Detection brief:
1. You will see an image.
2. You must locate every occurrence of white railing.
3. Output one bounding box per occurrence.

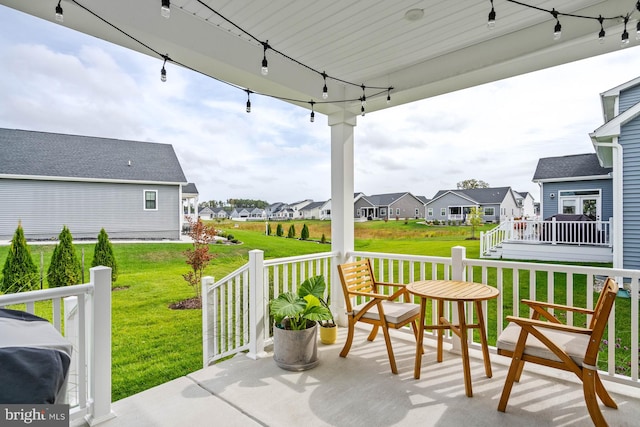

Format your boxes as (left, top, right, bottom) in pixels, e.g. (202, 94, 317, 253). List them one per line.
(0, 267, 114, 426)
(481, 218, 612, 255)
(203, 247, 639, 389)
(202, 250, 338, 366)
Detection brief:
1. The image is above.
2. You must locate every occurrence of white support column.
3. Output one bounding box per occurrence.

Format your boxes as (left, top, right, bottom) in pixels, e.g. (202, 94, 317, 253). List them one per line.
(329, 110, 357, 326)
(86, 266, 115, 426)
(247, 249, 267, 359)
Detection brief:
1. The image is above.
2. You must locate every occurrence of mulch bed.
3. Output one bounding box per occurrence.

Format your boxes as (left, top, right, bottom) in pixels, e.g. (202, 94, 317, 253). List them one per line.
(168, 296, 201, 310)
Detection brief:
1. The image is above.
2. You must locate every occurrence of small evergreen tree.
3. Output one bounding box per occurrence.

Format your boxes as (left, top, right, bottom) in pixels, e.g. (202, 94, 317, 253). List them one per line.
(320, 233, 327, 244)
(1, 222, 39, 293)
(47, 226, 82, 288)
(300, 224, 309, 240)
(267, 223, 272, 236)
(91, 228, 118, 283)
(276, 224, 284, 237)
(287, 224, 296, 238)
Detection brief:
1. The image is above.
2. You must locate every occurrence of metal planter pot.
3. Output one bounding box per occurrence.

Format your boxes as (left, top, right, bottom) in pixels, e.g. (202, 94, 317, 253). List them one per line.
(273, 321, 319, 371)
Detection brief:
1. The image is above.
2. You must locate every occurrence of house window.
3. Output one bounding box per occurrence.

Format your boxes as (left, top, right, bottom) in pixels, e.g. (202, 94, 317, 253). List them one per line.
(396, 208, 400, 215)
(440, 208, 446, 216)
(144, 190, 157, 210)
(380, 208, 386, 216)
(428, 208, 433, 217)
(357, 208, 361, 217)
(415, 208, 420, 216)
(484, 207, 495, 216)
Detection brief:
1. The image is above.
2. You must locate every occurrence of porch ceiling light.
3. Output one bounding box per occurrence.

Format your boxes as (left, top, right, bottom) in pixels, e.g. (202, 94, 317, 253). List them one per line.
(55, 1, 63, 23)
(487, 0, 496, 29)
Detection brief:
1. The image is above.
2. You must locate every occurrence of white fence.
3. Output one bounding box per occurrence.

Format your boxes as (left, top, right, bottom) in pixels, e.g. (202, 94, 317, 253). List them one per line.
(202, 247, 639, 389)
(0, 267, 113, 425)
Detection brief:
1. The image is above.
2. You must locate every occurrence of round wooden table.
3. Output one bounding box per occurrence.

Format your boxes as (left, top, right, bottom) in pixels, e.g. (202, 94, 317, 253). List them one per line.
(407, 280, 500, 397)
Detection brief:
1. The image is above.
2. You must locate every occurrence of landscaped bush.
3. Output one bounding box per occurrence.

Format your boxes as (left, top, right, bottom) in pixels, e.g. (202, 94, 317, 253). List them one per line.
(0, 222, 39, 293)
(47, 226, 82, 288)
(276, 224, 284, 237)
(92, 228, 118, 283)
(267, 224, 272, 236)
(287, 224, 296, 238)
(301, 224, 309, 240)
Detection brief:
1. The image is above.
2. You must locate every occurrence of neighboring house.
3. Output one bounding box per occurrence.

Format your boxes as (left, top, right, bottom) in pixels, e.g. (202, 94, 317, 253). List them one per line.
(0, 128, 188, 240)
(288, 200, 313, 219)
(426, 187, 521, 223)
(229, 208, 251, 219)
(590, 75, 640, 270)
(354, 192, 425, 220)
(532, 153, 612, 222)
(249, 207, 266, 219)
(182, 183, 199, 224)
(213, 208, 229, 219)
(515, 191, 536, 218)
(300, 201, 326, 220)
(266, 202, 286, 219)
(198, 206, 216, 220)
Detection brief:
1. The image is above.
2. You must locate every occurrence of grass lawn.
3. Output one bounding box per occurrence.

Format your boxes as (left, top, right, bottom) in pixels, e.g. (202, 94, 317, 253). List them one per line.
(0, 219, 632, 400)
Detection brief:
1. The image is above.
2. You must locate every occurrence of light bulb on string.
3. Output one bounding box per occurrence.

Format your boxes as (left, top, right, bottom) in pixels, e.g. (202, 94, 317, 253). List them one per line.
(487, 0, 496, 29)
(636, 21, 640, 41)
(310, 101, 315, 123)
(55, 1, 63, 22)
(360, 85, 366, 107)
(161, 0, 171, 19)
(551, 10, 561, 40)
(321, 72, 328, 99)
(386, 88, 391, 105)
(598, 16, 605, 44)
(621, 16, 630, 47)
(160, 55, 168, 82)
(246, 90, 252, 113)
(261, 41, 269, 76)
(361, 103, 365, 117)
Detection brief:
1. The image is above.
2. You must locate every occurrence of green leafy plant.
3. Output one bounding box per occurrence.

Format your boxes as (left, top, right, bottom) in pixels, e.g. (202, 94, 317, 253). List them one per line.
(182, 218, 217, 298)
(1, 222, 39, 293)
(92, 228, 118, 283)
(270, 275, 332, 330)
(47, 225, 82, 288)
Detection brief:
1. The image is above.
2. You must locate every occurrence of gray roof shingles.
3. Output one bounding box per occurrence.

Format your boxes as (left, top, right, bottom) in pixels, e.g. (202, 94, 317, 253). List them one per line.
(0, 128, 187, 183)
(431, 187, 512, 204)
(533, 153, 611, 181)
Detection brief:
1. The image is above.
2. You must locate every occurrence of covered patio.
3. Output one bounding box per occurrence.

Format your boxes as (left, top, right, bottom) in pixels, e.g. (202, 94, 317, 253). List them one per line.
(86, 326, 640, 427)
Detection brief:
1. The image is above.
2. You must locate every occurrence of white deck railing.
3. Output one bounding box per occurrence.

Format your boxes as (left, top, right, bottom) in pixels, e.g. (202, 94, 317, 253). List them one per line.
(203, 248, 639, 389)
(481, 218, 612, 255)
(0, 266, 114, 426)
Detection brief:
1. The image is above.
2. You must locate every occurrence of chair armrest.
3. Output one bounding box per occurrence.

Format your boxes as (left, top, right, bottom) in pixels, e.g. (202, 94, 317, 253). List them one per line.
(376, 281, 408, 288)
(505, 315, 592, 334)
(348, 290, 392, 300)
(521, 299, 594, 315)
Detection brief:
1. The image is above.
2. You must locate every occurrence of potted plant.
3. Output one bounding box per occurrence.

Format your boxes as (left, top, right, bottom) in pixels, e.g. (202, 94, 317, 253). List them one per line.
(269, 275, 332, 371)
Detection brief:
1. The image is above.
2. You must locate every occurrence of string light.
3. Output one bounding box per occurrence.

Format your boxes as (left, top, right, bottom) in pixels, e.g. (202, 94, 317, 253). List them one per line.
(309, 100, 315, 123)
(360, 102, 365, 117)
(161, 0, 170, 19)
(261, 41, 269, 76)
(55, 1, 63, 23)
(160, 55, 168, 82)
(487, 0, 496, 29)
(551, 9, 562, 40)
(360, 85, 366, 107)
(636, 21, 640, 41)
(245, 90, 252, 113)
(621, 16, 630, 47)
(386, 88, 391, 105)
(321, 72, 328, 99)
(597, 16, 606, 43)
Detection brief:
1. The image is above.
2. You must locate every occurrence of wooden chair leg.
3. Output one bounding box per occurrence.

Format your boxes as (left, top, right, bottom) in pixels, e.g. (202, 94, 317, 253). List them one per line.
(339, 318, 355, 358)
(367, 324, 379, 341)
(594, 371, 617, 409)
(583, 369, 608, 427)
(410, 320, 424, 354)
(497, 356, 521, 412)
(514, 359, 525, 382)
(381, 325, 398, 374)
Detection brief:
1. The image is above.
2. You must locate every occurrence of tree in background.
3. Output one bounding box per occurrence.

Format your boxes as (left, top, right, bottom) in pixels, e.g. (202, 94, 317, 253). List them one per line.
(467, 207, 484, 240)
(0, 222, 39, 293)
(287, 224, 296, 238)
(457, 179, 489, 189)
(276, 224, 284, 237)
(47, 226, 82, 288)
(300, 224, 309, 240)
(91, 228, 118, 283)
(182, 218, 217, 299)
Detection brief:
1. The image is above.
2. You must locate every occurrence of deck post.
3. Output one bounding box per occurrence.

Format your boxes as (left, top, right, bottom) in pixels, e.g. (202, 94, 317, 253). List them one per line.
(202, 276, 215, 367)
(247, 249, 266, 359)
(450, 246, 466, 353)
(85, 266, 115, 426)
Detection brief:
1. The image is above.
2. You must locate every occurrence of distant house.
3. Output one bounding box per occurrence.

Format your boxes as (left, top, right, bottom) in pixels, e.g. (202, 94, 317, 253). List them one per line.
(249, 207, 266, 219)
(425, 187, 520, 223)
(288, 200, 313, 219)
(0, 128, 187, 240)
(354, 192, 425, 220)
(198, 207, 216, 220)
(515, 191, 536, 218)
(229, 208, 251, 219)
(300, 201, 326, 220)
(532, 153, 612, 222)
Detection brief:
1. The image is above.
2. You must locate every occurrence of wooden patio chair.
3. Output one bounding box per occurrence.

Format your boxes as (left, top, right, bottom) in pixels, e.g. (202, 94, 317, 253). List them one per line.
(496, 277, 619, 426)
(338, 259, 421, 374)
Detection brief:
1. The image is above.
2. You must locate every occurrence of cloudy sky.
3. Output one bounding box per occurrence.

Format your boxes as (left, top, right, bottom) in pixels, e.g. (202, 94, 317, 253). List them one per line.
(2, 5, 640, 205)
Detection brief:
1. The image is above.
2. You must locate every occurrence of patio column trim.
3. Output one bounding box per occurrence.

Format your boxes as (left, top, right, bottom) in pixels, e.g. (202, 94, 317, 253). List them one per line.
(329, 109, 356, 326)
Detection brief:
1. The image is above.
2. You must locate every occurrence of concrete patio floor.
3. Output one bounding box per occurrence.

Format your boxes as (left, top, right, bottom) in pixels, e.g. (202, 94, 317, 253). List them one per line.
(92, 327, 639, 427)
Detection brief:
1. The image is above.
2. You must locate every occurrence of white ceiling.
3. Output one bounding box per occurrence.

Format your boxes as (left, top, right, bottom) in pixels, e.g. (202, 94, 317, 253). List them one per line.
(1, 0, 636, 116)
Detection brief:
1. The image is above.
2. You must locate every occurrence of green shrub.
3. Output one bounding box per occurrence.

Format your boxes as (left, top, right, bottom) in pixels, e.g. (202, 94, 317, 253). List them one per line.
(267, 224, 272, 236)
(287, 224, 296, 238)
(276, 224, 284, 237)
(301, 224, 309, 240)
(0, 222, 39, 293)
(47, 226, 82, 288)
(91, 228, 118, 283)
(320, 234, 327, 244)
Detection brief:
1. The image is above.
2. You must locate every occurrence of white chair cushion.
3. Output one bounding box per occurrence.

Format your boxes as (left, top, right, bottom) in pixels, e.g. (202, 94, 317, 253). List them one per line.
(497, 322, 590, 367)
(353, 300, 420, 324)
